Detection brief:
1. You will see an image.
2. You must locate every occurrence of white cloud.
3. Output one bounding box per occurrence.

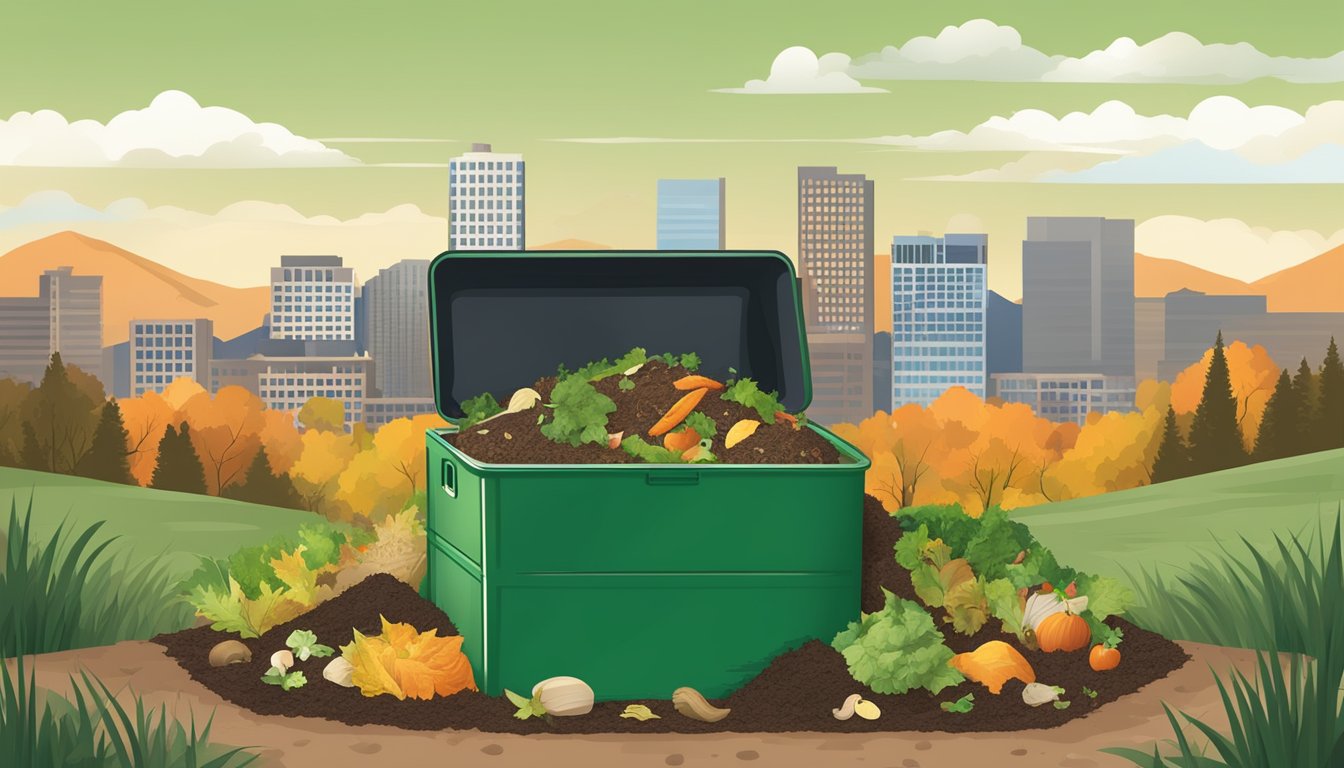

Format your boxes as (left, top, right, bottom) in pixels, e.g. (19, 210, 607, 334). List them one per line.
(0, 90, 358, 168)
(740, 21, 1344, 86)
(0, 191, 446, 285)
(715, 46, 887, 94)
(1044, 32, 1344, 84)
(1040, 142, 1344, 185)
(1136, 215, 1344, 282)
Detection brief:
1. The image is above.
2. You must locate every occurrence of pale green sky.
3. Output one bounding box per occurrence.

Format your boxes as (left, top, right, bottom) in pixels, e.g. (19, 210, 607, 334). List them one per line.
(0, 0, 1340, 297)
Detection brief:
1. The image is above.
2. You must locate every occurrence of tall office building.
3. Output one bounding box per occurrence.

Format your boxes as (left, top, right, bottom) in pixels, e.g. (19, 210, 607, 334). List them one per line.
(270, 256, 356, 342)
(797, 166, 874, 333)
(797, 167, 875, 425)
(363, 259, 432, 398)
(1022, 217, 1135, 378)
(890, 234, 988, 407)
(0, 267, 102, 385)
(656, 178, 725, 250)
(130, 319, 213, 396)
(992, 373, 1137, 426)
(449, 143, 525, 251)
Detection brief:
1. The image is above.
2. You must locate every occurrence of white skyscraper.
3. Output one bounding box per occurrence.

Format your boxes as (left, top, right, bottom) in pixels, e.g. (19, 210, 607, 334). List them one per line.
(130, 319, 213, 396)
(449, 143, 525, 251)
(891, 234, 988, 407)
(269, 256, 356, 341)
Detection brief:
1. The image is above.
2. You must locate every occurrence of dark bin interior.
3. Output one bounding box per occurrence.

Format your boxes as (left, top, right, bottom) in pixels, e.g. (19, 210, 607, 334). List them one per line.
(428, 251, 810, 420)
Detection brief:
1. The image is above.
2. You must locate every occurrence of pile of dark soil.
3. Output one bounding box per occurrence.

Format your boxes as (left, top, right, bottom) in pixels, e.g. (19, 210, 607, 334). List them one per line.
(154, 498, 1189, 734)
(445, 359, 841, 465)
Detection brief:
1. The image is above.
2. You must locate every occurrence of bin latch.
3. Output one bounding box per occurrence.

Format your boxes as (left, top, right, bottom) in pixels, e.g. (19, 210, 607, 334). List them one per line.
(646, 471, 700, 487)
(441, 458, 457, 498)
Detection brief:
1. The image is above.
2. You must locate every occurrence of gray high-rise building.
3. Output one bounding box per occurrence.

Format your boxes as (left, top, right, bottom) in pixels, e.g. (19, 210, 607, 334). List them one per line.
(363, 259, 432, 398)
(656, 178, 725, 250)
(0, 267, 102, 385)
(798, 166, 875, 425)
(129, 319, 213, 396)
(1022, 217, 1135, 378)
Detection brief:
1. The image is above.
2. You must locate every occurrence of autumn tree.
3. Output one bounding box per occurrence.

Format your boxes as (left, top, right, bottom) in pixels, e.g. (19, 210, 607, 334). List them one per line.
(1150, 405, 1190, 483)
(1186, 333, 1249, 475)
(1172, 339, 1278, 452)
(23, 353, 102, 474)
(1315, 338, 1343, 452)
(226, 445, 302, 509)
(150, 423, 208, 494)
(76, 399, 135, 484)
(289, 428, 359, 515)
(178, 386, 267, 495)
(0, 378, 32, 466)
(19, 421, 44, 471)
(299, 397, 346, 433)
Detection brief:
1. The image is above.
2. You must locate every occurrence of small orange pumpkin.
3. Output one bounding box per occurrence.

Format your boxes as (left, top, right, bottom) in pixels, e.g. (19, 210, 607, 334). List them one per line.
(663, 428, 700, 453)
(1036, 612, 1090, 653)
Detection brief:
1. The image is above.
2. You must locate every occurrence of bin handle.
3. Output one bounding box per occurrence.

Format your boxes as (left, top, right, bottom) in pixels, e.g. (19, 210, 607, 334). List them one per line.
(646, 471, 699, 486)
(441, 458, 457, 498)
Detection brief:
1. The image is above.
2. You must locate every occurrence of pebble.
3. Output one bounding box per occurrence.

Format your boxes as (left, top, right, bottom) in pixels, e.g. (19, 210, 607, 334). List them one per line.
(481, 744, 504, 756)
(736, 750, 759, 761)
(915, 741, 932, 751)
(665, 756, 684, 766)
(348, 742, 381, 754)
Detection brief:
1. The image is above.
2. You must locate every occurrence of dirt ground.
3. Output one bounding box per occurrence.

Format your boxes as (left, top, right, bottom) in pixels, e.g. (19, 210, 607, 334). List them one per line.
(10, 640, 1250, 768)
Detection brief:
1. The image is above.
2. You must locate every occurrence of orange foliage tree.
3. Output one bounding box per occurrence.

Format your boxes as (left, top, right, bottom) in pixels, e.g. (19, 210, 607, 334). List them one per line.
(1171, 340, 1279, 451)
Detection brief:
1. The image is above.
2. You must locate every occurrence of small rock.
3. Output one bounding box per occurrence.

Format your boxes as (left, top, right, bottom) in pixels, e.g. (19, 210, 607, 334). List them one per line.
(665, 756, 684, 767)
(737, 750, 759, 761)
(349, 742, 381, 755)
(1011, 749, 1028, 756)
(207, 640, 251, 667)
(481, 744, 504, 756)
(903, 761, 921, 768)
(915, 741, 932, 751)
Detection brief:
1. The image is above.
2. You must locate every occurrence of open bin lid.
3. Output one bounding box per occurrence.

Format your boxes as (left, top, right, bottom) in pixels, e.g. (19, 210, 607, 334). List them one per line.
(427, 250, 812, 422)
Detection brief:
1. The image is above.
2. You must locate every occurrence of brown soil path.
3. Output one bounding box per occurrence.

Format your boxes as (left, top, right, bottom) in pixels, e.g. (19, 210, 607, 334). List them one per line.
(10, 640, 1246, 768)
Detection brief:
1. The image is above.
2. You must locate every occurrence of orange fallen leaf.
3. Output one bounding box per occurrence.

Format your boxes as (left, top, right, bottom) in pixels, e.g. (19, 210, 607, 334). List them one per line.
(341, 615, 477, 700)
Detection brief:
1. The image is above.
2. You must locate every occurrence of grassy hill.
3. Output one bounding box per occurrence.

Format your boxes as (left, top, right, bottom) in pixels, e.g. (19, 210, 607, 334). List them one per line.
(1013, 449, 1344, 582)
(0, 466, 319, 574)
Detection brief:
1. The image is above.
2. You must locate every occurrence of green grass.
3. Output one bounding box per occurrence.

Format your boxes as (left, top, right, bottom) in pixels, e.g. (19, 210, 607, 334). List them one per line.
(1013, 449, 1344, 583)
(0, 467, 319, 575)
(1101, 516, 1344, 768)
(2, 653, 255, 767)
(1, 497, 196, 656)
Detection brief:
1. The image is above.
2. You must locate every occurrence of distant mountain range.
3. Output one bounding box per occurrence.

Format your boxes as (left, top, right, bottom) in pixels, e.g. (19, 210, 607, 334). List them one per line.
(0, 232, 1337, 346)
(0, 231, 270, 345)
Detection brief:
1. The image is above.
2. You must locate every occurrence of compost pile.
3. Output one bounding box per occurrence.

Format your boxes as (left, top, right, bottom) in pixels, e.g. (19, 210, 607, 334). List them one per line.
(155, 497, 1188, 734)
(444, 352, 841, 465)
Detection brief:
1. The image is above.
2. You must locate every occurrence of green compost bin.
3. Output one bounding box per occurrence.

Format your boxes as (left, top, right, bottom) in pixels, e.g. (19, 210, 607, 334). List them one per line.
(424, 250, 870, 701)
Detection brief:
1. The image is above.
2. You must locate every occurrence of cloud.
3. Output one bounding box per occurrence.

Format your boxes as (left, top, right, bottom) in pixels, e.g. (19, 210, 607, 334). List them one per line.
(1136, 215, 1344, 282)
(715, 46, 887, 94)
(1040, 142, 1344, 184)
(0, 90, 358, 168)
(743, 21, 1344, 86)
(0, 191, 446, 285)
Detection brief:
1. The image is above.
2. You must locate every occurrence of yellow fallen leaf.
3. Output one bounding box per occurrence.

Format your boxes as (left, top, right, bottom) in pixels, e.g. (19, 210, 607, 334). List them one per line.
(340, 615, 477, 700)
(620, 704, 661, 721)
(725, 419, 761, 449)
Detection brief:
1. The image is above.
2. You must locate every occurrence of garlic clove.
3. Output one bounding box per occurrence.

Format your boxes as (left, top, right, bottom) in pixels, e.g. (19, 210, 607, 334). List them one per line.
(322, 657, 356, 687)
(1022, 682, 1062, 707)
(507, 388, 542, 412)
(622, 364, 644, 376)
(532, 676, 594, 717)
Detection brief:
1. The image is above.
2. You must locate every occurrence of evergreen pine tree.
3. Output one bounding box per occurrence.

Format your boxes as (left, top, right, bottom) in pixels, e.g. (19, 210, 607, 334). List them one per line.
(19, 420, 46, 472)
(226, 446, 301, 509)
(1252, 370, 1301, 462)
(76, 400, 134, 484)
(150, 423, 208, 494)
(1293, 357, 1319, 447)
(1151, 405, 1191, 483)
(1187, 332, 1249, 474)
(1316, 338, 1344, 451)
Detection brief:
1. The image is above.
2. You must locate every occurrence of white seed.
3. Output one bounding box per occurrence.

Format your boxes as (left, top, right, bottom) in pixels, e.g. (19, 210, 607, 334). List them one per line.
(322, 657, 356, 688)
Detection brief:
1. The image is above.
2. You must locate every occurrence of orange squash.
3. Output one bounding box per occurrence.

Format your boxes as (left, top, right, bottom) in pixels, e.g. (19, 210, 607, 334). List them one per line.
(663, 428, 700, 453)
(1089, 644, 1121, 671)
(1036, 612, 1090, 653)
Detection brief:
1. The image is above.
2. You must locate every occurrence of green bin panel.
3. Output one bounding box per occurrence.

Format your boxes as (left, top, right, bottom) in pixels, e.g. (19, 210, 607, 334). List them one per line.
(427, 531, 487, 690)
(427, 454, 483, 566)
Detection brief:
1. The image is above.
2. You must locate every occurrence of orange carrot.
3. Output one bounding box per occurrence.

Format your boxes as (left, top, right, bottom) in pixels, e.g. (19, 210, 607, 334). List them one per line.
(774, 411, 799, 429)
(673, 375, 724, 391)
(663, 428, 700, 453)
(649, 387, 710, 436)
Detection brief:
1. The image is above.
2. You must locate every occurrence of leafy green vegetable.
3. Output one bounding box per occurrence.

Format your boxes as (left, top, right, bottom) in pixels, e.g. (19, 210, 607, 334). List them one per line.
(178, 555, 231, 599)
(1005, 545, 1077, 591)
(984, 577, 1029, 642)
(618, 377, 636, 391)
(1082, 686, 1098, 699)
(539, 376, 616, 446)
(682, 411, 718, 439)
(686, 438, 717, 464)
(831, 589, 964, 695)
(296, 523, 344, 570)
(262, 669, 307, 691)
(505, 688, 547, 720)
(652, 352, 701, 371)
(944, 577, 990, 635)
(1075, 574, 1135, 621)
(899, 505, 981, 557)
(962, 509, 1036, 580)
(576, 347, 648, 381)
(620, 435, 685, 464)
(459, 393, 503, 429)
(679, 352, 701, 371)
(721, 379, 784, 423)
(1053, 699, 1071, 710)
(286, 629, 335, 661)
(940, 693, 974, 713)
(894, 524, 932, 570)
(910, 558, 972, 608)
(537, 412, 545, 425)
